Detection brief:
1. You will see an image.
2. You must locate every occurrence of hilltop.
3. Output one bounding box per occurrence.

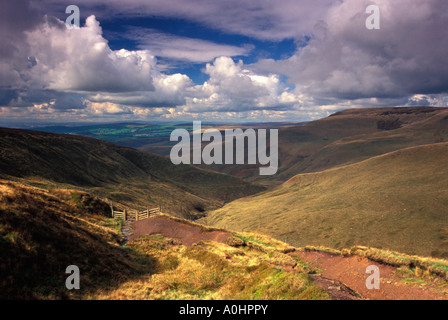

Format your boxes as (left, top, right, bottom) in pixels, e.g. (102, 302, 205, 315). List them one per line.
(202, 142, 448, 258)
(3, 107, 448, 300)
(0, 128, 265, 218)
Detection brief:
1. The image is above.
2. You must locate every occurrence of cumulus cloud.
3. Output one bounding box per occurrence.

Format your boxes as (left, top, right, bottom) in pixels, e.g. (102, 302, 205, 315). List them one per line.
(24, 15, 155, 93)
(0, 3, 298, 119)
(87, 72, 192, 108)
(183, 56, 300, 113)
(407, 94, 448, 107)
(1, 9, 193, 112)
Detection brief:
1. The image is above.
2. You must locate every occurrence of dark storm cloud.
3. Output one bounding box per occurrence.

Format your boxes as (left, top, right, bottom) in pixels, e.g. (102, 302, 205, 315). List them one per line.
(3, 88, 87, 110)
(39, 0, 336, 40)
(253, 0, 448, 102)
(0, 0, 42, 59)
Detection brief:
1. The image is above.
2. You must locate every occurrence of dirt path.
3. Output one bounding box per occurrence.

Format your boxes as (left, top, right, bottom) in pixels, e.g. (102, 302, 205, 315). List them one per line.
(121, 218, 134, 244)
(130, 216, 232, 247)
(293, 250, 448, 300)
(125, 216, 448, 300)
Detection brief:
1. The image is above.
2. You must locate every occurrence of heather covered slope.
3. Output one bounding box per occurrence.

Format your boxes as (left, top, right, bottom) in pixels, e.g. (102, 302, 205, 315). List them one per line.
(0, 128, 264, 218)
(0, 179, 330, 300)
(193, 107, 448, 186)
(202, 142, 448, 258)
(0, 179, 152, 299)
(272, 107, 448, 183)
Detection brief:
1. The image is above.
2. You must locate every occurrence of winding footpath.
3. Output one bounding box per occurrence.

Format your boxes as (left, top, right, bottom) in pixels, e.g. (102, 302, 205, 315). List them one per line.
(120, 215, 448, 300)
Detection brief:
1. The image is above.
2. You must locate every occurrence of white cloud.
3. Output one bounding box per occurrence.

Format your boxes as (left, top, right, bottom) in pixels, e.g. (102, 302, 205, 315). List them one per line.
(1, 13, 195, 112)
(87, 72, 192, 107)
(24, 15, 155, 93)
(130, 28, 251, 63)
(183, 56, 300, 113)
(2, 11, 299, 118)
(407, 94, 448, 107)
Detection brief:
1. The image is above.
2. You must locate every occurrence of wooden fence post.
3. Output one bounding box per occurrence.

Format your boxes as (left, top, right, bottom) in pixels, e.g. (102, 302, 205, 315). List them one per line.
(124, 209, 127, 221)
(135, 210, 138, 221)
(110, 202, 114, 218)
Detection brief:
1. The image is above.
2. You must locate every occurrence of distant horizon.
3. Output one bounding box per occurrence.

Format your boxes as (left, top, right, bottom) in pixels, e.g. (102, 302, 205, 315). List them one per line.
(0, 119, 309, 130)
(3, 105, 448, 129)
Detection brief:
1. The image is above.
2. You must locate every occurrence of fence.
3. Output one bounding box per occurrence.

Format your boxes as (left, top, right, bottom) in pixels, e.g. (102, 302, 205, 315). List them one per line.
(111, 205, 161, 221)
(134, 207, 161, 221)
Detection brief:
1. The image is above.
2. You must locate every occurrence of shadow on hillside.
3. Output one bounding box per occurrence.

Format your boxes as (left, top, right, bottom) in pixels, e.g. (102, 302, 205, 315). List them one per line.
(0, 183, 160, 300)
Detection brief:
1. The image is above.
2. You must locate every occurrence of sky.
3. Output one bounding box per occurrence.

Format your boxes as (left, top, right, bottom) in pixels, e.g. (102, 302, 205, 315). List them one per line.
(1, 0, 448, 125)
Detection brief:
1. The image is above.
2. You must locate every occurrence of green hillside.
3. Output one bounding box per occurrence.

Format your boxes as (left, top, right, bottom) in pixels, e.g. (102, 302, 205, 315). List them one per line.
(202, 142, 448, 258)
(0, 128, 264, 218)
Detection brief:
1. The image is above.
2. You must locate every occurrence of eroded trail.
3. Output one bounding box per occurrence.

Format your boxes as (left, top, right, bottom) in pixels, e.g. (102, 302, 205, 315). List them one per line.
(130, 216, 232, 247)
(293, 250, 448, 300)
(126, 215, 448, 300)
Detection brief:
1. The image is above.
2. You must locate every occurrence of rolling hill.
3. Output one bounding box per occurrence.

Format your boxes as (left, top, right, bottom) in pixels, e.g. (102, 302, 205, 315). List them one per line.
(0, 179, 149, 299)
(0, 128, 265, 218)
(26, 107, 448, 189)
(201, 142, 448, 258)
(191, 107, 448, 186)
(3, 116, 448, 300)
(270, 106, 448, 183)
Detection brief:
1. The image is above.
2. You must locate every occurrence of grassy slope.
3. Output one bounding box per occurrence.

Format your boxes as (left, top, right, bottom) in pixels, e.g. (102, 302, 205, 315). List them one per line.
(0, 179, 155, 299)
(274, 107, 448, 181)
(93, 233, 331, 300)
(191, 107, 448, 186)
(3, 179, 448, 300)
(0, 179, 329, 300)
(202, 142, 448, 258)
(0, 128, 264, 218)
